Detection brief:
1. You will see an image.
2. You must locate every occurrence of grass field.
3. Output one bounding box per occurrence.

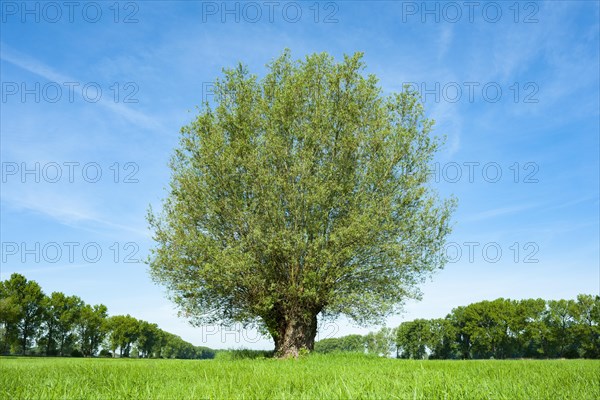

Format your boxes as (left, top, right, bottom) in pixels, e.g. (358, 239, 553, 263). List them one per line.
(1, 354, 598, 399)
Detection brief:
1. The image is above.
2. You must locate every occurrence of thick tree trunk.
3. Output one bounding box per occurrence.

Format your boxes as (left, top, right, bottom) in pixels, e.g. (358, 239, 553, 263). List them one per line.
(273, 312, 318, 358)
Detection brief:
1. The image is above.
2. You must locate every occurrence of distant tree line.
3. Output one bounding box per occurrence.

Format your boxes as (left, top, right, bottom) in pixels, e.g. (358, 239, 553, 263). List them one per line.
(315, 295, 600, 359)
(0, 273, 215, 359)
(315, 329, 396, 356)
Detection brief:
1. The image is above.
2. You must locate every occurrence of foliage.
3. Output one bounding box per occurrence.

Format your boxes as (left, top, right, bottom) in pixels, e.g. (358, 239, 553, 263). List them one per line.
(0, 283, 21, 354)
(312, 295, 599, 360)
(38, 292, 83, 356)
(0, 274, 45, 354)
(214, 349, 274, 360)
(77, 304, 108, 357)
(365, 327, 395, 356)
(314, 329, 395, 356)
(148, 49, 455, 356)
(314, 334, 365, 354)
(0, 274, 214, 359)
(137, 320, 161, 358)
(395, 319, 432, 359)
(106, 315, 139, 357)
(393, 296, 600, 359)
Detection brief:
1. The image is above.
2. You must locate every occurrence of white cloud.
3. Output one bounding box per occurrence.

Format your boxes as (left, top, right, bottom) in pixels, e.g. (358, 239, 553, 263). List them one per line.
(1, 187, 148, 238)
(0, 44, 165, 132)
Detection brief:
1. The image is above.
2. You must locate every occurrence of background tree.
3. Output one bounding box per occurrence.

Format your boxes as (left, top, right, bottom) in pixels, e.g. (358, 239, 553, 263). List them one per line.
(572, 294, 600, 358)
(55, 295, 84, 356)
(106, 315, 139, 357)
(395, 319, 431, 359)
(312, 295, 598, 359)
(77, 304, 107, 357)
(148, 50, 455, 357)
(448, 306, 472, 359)
(0, 274, 213, 359)
(39, 293, 60, 355)
(39, 292, 83, 356)
(427, 318, 457, 359)
(514, 298, 547, 358)
(137, 320, 161, 358)
(153, 329, 168, 358)
(0, 280, 21, 354)
(0, 273, 45, 354)
(314, 334, 365, 354)
(460, 299, 518, 359)
(365, 327, 395, 356)
(545, 299, 578, 358)
(160, 332, 178, 359)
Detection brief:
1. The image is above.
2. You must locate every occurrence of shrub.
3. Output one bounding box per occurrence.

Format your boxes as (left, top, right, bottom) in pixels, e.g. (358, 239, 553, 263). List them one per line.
(214, 349, 274, 360)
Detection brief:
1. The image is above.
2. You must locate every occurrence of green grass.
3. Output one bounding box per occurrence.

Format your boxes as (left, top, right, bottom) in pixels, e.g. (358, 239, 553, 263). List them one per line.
(1, 354, 598, 399)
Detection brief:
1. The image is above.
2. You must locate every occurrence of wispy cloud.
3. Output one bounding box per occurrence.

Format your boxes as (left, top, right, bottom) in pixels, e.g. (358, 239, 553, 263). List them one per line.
(429, 100, 462, 157)
(540, 196, 599, 213)
(0, 44, 164, 132)
(464, 203, 539, 223)
(436, 25, 454, 60)
(1, 189, 148, 238)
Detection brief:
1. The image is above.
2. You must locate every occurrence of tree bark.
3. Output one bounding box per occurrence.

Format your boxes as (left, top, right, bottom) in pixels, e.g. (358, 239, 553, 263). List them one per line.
(273, 312, 318, 358)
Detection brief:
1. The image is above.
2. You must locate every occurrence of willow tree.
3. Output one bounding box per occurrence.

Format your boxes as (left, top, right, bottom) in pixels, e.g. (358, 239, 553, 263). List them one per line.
(148, 50, 455, 357)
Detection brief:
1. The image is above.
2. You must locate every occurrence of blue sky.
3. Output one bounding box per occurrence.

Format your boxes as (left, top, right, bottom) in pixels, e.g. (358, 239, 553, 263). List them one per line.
(1, 1, 598, 349)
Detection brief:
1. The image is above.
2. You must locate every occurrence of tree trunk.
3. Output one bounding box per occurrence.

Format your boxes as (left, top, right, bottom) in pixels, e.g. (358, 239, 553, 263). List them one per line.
(21, 328, 28, 355)
(45, 327, 54, 356)
(273, 312, 318, 358)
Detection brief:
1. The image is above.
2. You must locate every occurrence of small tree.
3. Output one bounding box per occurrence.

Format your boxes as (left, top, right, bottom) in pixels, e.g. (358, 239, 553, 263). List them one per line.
(365, 327, 395, 356)
(148, 50, 455, 357)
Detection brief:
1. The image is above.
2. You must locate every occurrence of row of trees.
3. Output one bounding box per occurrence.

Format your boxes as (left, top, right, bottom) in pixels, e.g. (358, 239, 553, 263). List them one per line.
(314, 295, 600, 359)
(0, 273, 214, 359)
(396, 296, 599, 359)
(315, 328, 396, 356)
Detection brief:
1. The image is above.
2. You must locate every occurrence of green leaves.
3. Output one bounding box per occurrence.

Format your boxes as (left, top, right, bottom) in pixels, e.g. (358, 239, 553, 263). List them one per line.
(396, 296, 600, 360)
(0, 273, 45, 354)
(0, 274, 213, 358)
(148, 50, 455, 346)
(77, 304, 108, 357)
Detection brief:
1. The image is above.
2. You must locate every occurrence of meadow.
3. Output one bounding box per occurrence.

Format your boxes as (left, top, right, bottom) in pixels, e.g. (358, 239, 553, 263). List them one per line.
(1, 354, 598, 399)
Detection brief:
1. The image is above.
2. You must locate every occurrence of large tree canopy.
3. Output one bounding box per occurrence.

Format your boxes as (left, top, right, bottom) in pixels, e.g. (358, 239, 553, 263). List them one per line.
(147, 50, 455, 357)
